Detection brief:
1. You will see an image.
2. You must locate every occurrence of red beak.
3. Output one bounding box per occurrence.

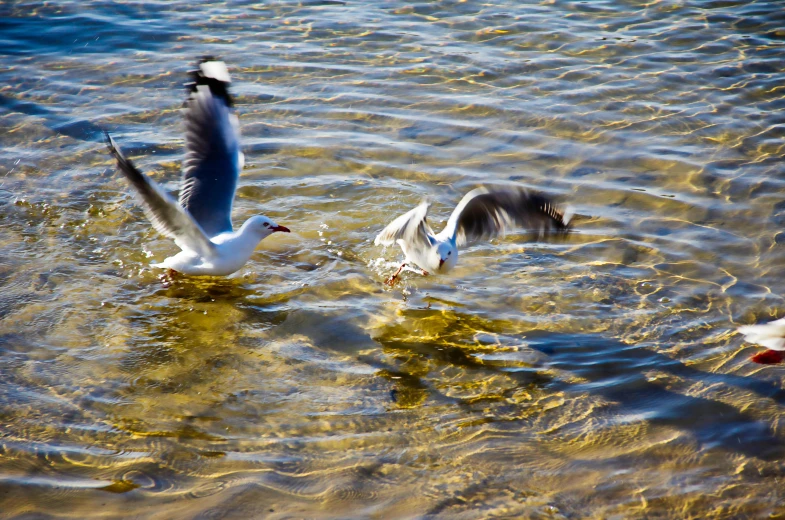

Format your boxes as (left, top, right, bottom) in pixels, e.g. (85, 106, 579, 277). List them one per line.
(271, 225, 290, 233)
(439, 259, 445, 267)
(751, 349, 785, 364)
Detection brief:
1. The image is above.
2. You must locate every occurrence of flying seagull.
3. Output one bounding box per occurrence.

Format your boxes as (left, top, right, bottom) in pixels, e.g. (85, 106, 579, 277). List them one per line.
(375, 186, 572, 285)
(738, 318, 785, 364)
(105, 59, 289, 277)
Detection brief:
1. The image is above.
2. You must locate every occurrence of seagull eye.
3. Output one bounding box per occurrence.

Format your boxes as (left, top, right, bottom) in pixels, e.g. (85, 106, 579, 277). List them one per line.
(263, 222, 269, 227)
(448, 252, 451, 255)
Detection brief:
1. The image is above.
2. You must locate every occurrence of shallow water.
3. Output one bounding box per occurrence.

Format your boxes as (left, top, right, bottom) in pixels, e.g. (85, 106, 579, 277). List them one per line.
(2, 0, 785, 517)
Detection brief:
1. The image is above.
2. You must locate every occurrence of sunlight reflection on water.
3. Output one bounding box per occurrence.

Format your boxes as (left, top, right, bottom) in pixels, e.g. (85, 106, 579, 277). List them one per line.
(1, 0, 785, 517)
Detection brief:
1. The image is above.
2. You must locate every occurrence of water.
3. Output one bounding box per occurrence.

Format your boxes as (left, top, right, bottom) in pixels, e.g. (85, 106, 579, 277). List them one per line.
(1, 0, 785, 517)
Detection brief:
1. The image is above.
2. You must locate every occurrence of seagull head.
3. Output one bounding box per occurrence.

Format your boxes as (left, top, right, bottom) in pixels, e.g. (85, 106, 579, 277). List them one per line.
(435, 242, 457, 272)
(248, 215, 290, 239)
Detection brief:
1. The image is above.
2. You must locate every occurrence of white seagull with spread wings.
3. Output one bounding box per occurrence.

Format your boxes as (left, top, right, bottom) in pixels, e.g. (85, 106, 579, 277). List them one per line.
(375, 186, 572, 285)
(106, 59, 289, 277)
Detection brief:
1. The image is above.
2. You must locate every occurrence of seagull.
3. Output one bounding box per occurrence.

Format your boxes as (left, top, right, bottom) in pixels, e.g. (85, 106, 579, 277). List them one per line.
(738, 318, 785, 364)
(105, 59, 290, 277)
(374, 186, 572, 285)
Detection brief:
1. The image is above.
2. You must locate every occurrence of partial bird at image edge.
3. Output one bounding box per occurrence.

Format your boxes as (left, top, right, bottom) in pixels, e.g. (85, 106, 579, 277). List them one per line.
(738, 318, 785, 364)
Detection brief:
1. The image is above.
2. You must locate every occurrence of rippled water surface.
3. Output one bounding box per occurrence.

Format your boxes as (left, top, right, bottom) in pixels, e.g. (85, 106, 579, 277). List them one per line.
(2, 1, 785, 517)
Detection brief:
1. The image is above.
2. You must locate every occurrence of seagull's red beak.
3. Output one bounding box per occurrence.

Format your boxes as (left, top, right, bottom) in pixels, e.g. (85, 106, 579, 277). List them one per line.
(271, 225, 290, 233)
(751, 349, 785, 364)
(439, 259, 445, 268)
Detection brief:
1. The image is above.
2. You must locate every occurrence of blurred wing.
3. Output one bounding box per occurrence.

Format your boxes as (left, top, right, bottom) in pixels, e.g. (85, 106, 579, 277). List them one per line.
(441, 186, 571, 247)
(179, 59, 242, 237)
(106, 132, 215, 256)
(374, 200, 435, 254)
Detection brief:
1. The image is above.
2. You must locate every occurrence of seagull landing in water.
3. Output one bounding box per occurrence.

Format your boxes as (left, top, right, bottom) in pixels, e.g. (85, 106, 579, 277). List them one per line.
(738, 318, 785, 364)
(105, 59, 290, 278)
(374, 186, 572, 286)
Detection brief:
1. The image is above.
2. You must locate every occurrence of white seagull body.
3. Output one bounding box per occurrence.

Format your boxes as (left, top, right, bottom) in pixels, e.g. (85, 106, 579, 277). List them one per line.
(738, 318, 785, 364)
(375, 186, 572, 285)
(106, 59, 289, 277)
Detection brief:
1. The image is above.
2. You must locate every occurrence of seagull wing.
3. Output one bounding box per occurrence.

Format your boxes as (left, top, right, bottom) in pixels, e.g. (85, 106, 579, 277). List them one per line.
(440, 186, 571, 247)
(178, 59, 242, 238)
(106, 132, 216, 256)
(374, 200, 435, 257)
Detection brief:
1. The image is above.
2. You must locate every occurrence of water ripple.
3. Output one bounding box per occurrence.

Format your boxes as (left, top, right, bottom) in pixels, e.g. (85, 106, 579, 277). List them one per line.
(2, 0, 785, 517)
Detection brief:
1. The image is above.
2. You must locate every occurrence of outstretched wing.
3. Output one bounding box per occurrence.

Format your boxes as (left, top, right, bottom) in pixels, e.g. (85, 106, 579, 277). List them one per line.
(105, 132, 216, 256)
(179, 59, 243, 237)
(440, 186, 571, 246)
(374, 200, 435, 257)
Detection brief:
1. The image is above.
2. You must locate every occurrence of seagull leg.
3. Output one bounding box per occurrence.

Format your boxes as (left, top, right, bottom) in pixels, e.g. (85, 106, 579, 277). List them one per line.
(385, 263, 407, 286)
(420, 269, 429, 276)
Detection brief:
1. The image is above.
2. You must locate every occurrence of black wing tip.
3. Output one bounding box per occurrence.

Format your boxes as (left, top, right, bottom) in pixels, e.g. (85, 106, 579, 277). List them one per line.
(103, 131, 145, 183)
(523, 191, 572, 235)
(198, 55, 220, 66)
(186, 57, 233, 107)
(104, 130, 122, 159)
(486, 185, 574, 235)
(541, 200, 573, 234)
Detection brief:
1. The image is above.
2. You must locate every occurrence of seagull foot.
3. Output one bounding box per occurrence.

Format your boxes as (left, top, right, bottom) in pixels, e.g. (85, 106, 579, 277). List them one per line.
(159, 268, 180, 288)
(384, 263, 407, 287)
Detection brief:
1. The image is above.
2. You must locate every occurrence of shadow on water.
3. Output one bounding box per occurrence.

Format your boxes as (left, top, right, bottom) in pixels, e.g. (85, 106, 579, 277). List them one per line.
(372, 308, 785, 461)
(523, 331, 785, 461)
(148, 276, 262, 302)
(370, 310, 556, 409)
(117, 277, 291, 394)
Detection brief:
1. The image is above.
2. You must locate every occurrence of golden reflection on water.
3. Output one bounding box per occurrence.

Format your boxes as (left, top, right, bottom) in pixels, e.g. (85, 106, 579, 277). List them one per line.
(2, 0, 785, 517)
